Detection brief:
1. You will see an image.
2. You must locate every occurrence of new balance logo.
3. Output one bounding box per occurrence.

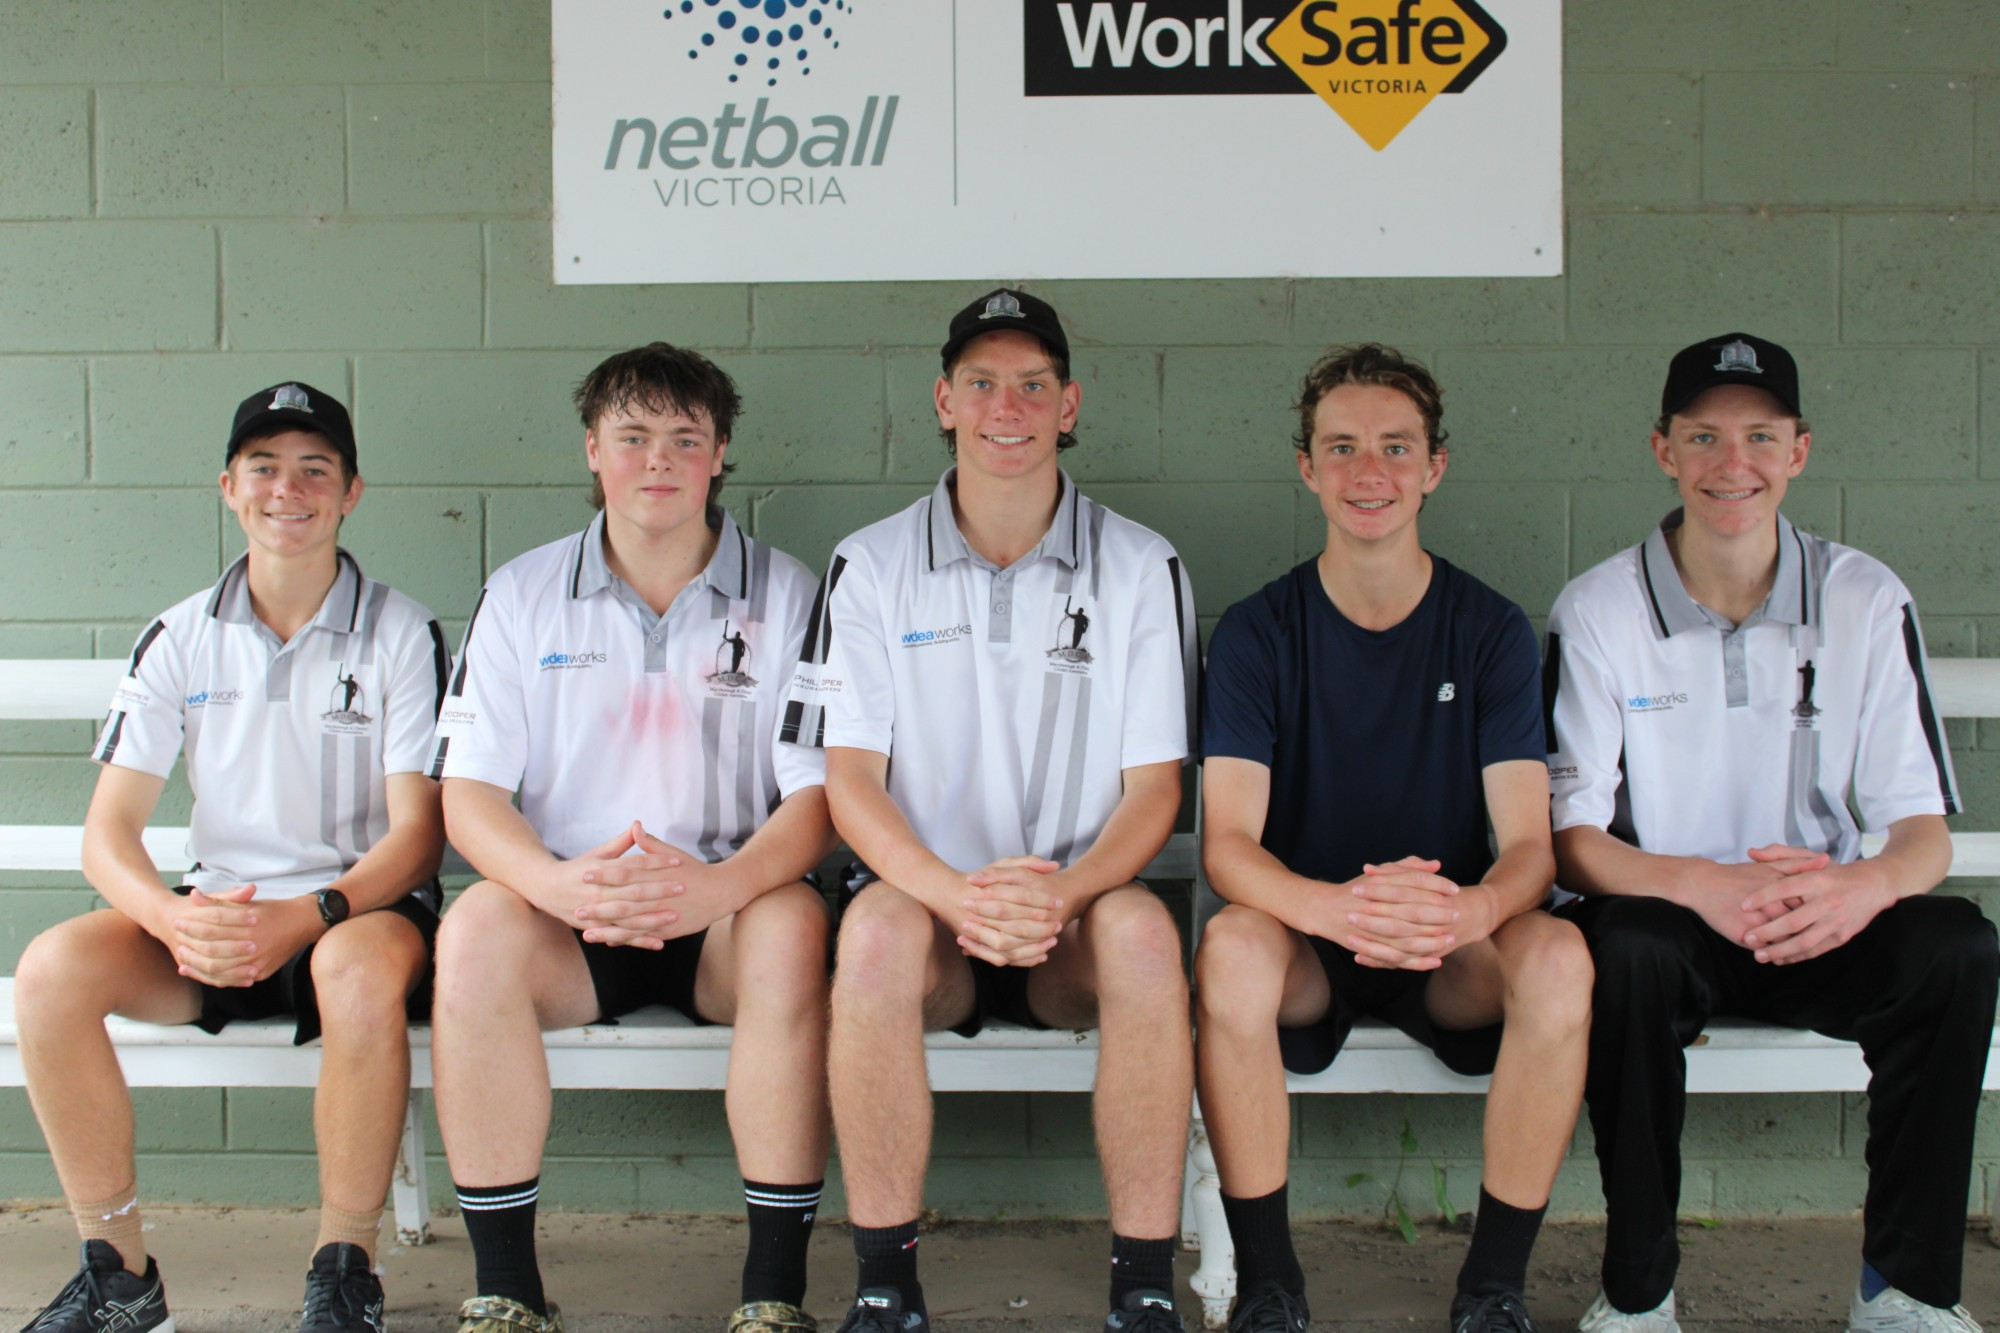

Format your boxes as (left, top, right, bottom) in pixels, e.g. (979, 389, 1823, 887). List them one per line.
(1436, 682, 1456, 702)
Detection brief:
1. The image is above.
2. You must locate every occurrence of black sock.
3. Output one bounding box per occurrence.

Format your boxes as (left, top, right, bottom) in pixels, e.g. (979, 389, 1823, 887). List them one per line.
(1455, 1186, 1546, 1298)
(1221, 1185, 1304, 1297)
(743, 1179, 822, 1306)
(853, 1219, 924, 1314)
(1110, 1234, 1177, 1307)
(456, 1178, 546, 1314)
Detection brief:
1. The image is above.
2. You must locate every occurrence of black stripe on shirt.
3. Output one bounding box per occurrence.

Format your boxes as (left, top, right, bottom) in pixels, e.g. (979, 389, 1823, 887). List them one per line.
(128, 619, 168, 672)
(1541, 630, 1562, 754)
(95, 711, 128, 763)
(797, 555, 848, 668)
(448, 590, 486, 698)
(427, 620, 450, 720)
(1900, 603, 1957, 816)
(1637, 541, 1670, 640)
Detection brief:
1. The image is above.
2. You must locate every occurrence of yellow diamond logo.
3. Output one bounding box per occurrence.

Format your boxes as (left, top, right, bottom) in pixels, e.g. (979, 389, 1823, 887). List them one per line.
(1266, 0, 1507, 151)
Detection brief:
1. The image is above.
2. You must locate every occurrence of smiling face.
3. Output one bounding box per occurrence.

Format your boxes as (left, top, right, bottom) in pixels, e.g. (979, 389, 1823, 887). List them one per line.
(1298, 382, 1447, 547)
(220, 430, 361, 560)
(585, 399, 727, 538)
(1651, 383, 1810, 541)
(934, 329, 1081, 484)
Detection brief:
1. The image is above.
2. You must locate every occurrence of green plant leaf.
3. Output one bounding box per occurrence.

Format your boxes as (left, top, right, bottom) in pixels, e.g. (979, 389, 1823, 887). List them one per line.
(1432, 1164, 1456, 1224)
(1694, 1217, 1722, 1230)
(1400, 1122, 1420, 1156)
(1345, 1172, 1376, 1189)
(1394, 1196, 1418, 1245)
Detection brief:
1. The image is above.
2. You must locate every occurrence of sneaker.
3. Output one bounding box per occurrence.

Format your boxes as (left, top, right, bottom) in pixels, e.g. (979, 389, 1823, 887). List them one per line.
(1850, 1282, 1982, 1333)
(729, 1303, 819, 1333)
(1578, 1290, 1679, 1333)
(834, 1288, 927, 1333)
(1107, 1290, 1187, 1333)
(1450, 1290, 1539, 1333)
(20, 1240, 173, 1333)
(1228, 1281, 1310, 1333)
(300, 1243, 385, 1333)
(455, 1296, 566, 1333)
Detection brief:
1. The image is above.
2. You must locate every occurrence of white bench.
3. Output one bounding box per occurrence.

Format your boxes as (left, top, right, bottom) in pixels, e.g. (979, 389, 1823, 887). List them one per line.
(4, 656, 1998, 1326)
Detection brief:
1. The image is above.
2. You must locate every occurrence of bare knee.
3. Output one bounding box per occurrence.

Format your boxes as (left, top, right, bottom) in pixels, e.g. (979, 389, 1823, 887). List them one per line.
(1497, 915, 1594, 1033)
(433, 881, 544, 1016)
(731, 883, 831, 1009)
(1084, 887, 1187, 1004)
(833, 885, 935, 1004)
(16, 912, 151, 1025)
(311, 919, 421, 1033)
(1194, 906, 1290, 1027)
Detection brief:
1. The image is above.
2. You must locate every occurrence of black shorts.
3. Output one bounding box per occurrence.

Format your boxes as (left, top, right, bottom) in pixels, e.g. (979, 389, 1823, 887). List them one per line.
(179, 881, 442, 1047)
(1279, 932, 1503, 1078)
(840, 867, 1052, 1038)
(572, 926, 714, 1023)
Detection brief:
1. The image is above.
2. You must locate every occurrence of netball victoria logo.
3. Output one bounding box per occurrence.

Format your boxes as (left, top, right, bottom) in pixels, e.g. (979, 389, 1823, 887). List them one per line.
(663, 0, 854, 88)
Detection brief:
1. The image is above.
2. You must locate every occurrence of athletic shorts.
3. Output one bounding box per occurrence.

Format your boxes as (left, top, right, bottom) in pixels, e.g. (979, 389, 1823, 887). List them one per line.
(1279, 932, 1503, 1078)
(177, 880, 442, 1047)
(572, 926, 714, 1024)
(841, 866, 1052, 1039)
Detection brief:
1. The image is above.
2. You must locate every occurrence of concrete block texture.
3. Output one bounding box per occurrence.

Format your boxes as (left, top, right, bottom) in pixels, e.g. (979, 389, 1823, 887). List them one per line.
(222, 485, 480, 618)
(1702, 73, 1975, 206)
(486, 0, 553, 79)
(91, 353, 351, 484)
(0, 888, 96, 974)
(1844, 483, 2000, 615)
(355, 351, 600, 484)
(1291, 278, 1565, 348)
(0, 490, 221, 619)
(486, 221, 750, 349)
(1835, 0, 2000, 71)
(1565, 73, 1702, 207)
(0, 0, 223, 83)
(1985, 352, 2000, 481)
(0, 358, 86, 485)
(0, 223, 217, 353)
(1567, 213, 1840, 348)
(1432, 347, 1667, 482)
(1565, 0, 1835, 70)
(348, 83, 549, 216)
(1797, 350, 1977, 478)
(1161, 349, 1306, 482)
(1846, 214, 2000, 344)
(97, 86, 344, 217)
(726, 354, 886, 483)
(0, 87, 90, 219)
(1037, 280, 1292, 348)
(222, 0, 486, 83)
(224, 222, 483, 350)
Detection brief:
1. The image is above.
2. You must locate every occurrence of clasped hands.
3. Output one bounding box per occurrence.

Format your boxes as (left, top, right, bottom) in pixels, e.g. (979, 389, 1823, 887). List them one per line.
(158, 884, 322, 988)
(1697, 843, 1895, 965)
(1326, 855, 1488, 972)
(559, 821, 731, 949)
(952, 856, 1068, 968)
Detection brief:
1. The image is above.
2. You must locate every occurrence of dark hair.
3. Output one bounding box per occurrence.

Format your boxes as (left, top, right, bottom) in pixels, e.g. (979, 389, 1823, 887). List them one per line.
(573, 342, 741, 508)
(937, 333, 1079, 457)
(1293, 343, 1448, 456)
(230, 427, 357, 484)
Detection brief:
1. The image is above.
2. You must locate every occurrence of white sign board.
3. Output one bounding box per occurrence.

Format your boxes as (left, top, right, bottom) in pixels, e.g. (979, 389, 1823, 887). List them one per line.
(551, 0, 1561, 283)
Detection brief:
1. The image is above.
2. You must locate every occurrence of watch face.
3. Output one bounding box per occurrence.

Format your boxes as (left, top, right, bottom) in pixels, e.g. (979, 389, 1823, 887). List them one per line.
(318, 889, 350, 925)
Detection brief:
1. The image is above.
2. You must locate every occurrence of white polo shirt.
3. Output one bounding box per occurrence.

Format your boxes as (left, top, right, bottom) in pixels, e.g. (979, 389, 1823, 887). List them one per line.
(432, 508, 824, 862)
(780, 469, 1197, 871)
(1546, 510, 1959, 870)
(92, 552, 448, 901)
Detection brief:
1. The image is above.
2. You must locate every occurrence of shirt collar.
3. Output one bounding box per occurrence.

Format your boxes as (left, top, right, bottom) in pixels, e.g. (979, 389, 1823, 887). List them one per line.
(1637, 508, 1808, 638)
(922, 467, 1082, 574)
(205, 548, 365, 634)
(568, 506, 749, 602)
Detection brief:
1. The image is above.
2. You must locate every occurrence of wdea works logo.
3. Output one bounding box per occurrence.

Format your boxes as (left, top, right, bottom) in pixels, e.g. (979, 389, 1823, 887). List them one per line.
(1024, 0, 1507, 150)
(1627, 691, 1689, 714)
(539, 649, 609, 671)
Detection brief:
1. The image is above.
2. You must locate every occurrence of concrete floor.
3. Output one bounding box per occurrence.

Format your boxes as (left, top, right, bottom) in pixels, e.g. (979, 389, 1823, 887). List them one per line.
(4, 1205, 1998, 1333)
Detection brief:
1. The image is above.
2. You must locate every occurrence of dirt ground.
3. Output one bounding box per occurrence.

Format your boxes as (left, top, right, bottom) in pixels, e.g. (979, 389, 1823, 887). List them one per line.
(4, 1205, 1998, 1332)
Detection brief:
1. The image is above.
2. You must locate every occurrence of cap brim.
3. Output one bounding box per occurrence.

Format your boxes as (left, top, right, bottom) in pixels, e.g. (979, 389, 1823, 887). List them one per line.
(227, 409, 352, 459)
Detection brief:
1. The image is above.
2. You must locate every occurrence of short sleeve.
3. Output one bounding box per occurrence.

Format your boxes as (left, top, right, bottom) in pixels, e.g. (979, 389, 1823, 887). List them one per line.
(433, 581, 530, 791)
(1545, 588, 1628, 835)
(379, 600, 451, 777)
(91, 618, 189, 779)
(1852, 586, 1960, 829)
(1473, 603, 1546, 770)
(1119, 550, 1196, 769)
(780, 547, 895, 757)
(766, 569, 829, 798)
(1201, 598, 1279, 769)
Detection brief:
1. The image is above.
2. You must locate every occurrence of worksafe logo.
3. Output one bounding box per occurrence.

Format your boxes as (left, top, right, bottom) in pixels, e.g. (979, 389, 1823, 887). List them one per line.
(1024, 0, 1507, 151)
(663, 0, 851, 88)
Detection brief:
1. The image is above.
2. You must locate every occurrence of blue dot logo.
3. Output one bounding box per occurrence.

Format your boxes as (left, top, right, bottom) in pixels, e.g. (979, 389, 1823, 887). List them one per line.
(665, 0, 848, 85)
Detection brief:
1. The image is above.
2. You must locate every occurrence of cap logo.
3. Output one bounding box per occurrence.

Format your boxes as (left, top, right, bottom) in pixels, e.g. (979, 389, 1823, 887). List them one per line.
(1713, 340, 1763, 375)
(270, 384, 314, 412)
(980, 291, 1024, 320)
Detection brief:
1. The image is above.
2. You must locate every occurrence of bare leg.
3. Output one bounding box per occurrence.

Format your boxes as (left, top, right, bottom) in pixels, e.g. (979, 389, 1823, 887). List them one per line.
(310, 910, 431, 1239)
(827, 884, 975, 1227)
(693, 882, 832, 1185)
(1028, 885, 1192, 1238)
(431, 881, 600, 1187)
(1192, 906, 1330, 1197)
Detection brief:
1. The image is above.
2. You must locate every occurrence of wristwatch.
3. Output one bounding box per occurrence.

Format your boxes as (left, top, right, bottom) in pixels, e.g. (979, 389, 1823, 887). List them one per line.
(314, 888, 350, 928)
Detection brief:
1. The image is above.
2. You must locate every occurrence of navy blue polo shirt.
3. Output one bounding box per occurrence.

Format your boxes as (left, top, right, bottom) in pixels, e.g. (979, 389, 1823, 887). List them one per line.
(1203, 556, 1544, 888)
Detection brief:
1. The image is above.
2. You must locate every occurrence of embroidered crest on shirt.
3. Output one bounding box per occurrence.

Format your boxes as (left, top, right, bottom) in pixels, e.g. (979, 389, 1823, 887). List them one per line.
(706, 619, 759, 697)
(322, 664, 374, 733)
(1792, 660, 1822, 728)
(1046, 596, 1095, 674)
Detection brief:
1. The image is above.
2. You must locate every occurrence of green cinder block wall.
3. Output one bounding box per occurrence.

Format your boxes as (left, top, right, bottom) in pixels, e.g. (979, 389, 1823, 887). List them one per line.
(3, 0, 1998, 1219)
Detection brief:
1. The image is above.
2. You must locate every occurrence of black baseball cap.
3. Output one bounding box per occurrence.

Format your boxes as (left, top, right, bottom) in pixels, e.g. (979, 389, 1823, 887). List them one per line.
(1660, 332, 1802, 420)
(940, 288, 1071, 372)
(226, 382, 357, 472)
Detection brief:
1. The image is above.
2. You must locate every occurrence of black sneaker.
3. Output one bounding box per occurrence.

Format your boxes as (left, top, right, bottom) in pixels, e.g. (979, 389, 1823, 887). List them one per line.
(834, 1288, 928, 1333)
(1107, 1290, 1187, 1333)
(1229, 1281, 1310, 1333)
(299, 1243, 385, 1333)
(20, 1240, 172, 1333)
(1451, 1291, 1539, 1333)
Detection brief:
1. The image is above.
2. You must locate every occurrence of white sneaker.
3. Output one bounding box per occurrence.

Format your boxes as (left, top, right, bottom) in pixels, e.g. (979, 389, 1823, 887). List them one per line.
(1849, 1283, 1982, 1333)
(1578, 1290, 1679, 1333)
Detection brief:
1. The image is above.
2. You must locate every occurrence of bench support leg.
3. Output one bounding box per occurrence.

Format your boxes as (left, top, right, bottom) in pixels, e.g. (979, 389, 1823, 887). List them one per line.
(1185, 1111, 1234, 1329)
(392, 1088, 433, 1246)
